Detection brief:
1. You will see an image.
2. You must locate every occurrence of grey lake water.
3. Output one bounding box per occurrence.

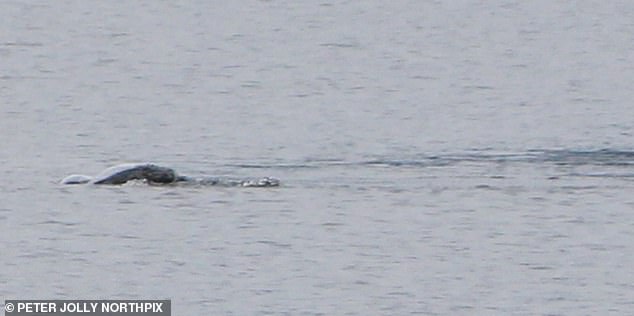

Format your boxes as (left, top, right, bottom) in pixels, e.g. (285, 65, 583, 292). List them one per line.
(2, 1, 634, 315)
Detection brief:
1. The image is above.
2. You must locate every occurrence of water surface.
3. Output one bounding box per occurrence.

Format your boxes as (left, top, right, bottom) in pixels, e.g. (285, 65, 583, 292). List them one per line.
(2, 1, 634, 315)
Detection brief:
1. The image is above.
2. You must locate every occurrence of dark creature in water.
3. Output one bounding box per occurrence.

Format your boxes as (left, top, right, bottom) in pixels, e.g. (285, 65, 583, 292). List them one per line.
(61, 163, 279, 187)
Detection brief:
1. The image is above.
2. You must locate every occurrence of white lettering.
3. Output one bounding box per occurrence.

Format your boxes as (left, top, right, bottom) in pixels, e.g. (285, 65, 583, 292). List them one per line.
(18, 302, 56, 313)
(60, 302, 93, 313)
(103, 302, 132, 313)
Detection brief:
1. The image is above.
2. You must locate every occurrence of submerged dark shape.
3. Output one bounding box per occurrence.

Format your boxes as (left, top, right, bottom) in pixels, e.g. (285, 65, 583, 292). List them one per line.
(61, 163, 280, 187)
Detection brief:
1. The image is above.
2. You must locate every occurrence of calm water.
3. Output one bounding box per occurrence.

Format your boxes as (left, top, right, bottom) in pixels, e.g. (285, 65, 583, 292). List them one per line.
(2, 1, 634, 315)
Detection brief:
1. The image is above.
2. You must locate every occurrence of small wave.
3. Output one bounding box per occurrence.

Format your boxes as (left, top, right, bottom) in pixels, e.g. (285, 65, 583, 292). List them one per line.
(228, 163, 319, 169)
(539, 149, 634, 166)
(226, 149, 634, 170)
